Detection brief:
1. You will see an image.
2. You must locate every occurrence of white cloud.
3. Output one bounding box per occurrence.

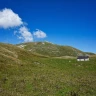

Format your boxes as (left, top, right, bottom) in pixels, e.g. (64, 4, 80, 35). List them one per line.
(33, 29, 47, 38)
(0, 8, 23, 29)
(0, 8, 47, 42)
(17, 26, 33, 42)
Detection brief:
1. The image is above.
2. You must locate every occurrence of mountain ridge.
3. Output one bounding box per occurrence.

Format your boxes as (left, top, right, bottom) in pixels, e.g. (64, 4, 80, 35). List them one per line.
(16, 41, 95, 57)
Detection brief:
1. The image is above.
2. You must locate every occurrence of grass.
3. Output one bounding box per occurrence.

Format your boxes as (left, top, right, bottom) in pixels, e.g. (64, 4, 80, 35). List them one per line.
(17, 42, 86, 57)
(0, 43, 96, 96)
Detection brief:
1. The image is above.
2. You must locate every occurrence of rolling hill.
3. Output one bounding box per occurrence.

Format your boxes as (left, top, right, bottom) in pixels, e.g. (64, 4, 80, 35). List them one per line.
(0, 42, 45, 67)
(17, 41, 94, 57)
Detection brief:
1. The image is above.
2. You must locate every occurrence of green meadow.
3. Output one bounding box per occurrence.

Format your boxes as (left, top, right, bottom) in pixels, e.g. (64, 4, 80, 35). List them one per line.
(0, 43, 96, 96)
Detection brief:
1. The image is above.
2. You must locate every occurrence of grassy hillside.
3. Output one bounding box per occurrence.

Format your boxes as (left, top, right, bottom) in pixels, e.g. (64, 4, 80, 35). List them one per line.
(85, 52, 96, 56)
(17, 42, 86, 57)
(0, 42, 96, 96)
(0, 43, 45, 71)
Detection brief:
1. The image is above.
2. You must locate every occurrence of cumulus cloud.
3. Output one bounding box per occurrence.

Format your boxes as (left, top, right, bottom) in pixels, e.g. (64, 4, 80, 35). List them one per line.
(0, 8, 47, 42)
(17, 26, 33, 42)
(33, 29, 47, 38)
(0, 8, 23, 29)
(0, 8, 33, 42)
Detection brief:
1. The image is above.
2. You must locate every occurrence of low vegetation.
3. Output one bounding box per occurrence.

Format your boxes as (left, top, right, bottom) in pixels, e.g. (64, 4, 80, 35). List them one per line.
(0, 42, 96, 96)
(17, 42, 88, 57)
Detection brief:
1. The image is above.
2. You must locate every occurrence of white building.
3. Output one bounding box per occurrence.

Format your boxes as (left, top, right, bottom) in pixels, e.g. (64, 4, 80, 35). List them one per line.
(77, 56, 89, 61)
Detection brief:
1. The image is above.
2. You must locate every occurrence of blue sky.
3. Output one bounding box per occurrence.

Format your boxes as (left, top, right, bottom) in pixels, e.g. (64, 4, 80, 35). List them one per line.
(0, 0, 96, 53)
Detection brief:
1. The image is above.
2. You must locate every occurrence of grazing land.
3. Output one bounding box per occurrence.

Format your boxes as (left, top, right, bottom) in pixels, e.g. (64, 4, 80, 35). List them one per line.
(0, 43, 96, 96)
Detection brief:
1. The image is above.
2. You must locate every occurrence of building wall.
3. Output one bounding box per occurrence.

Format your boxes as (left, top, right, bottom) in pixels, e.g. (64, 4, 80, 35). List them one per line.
(77, 59, 84, 61)
(77, 58, 89, 61)
(85, 58, 89, 61)
(81, 59, 85, 61)
(77, 59, 80, 61)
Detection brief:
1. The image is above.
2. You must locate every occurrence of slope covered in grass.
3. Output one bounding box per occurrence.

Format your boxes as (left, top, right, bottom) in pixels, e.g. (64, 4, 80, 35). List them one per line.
(17, 42, 86, 57)
(85, 52, 96, 55)
(0, 42, 96, 96)
(0, 42, 44, 71)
